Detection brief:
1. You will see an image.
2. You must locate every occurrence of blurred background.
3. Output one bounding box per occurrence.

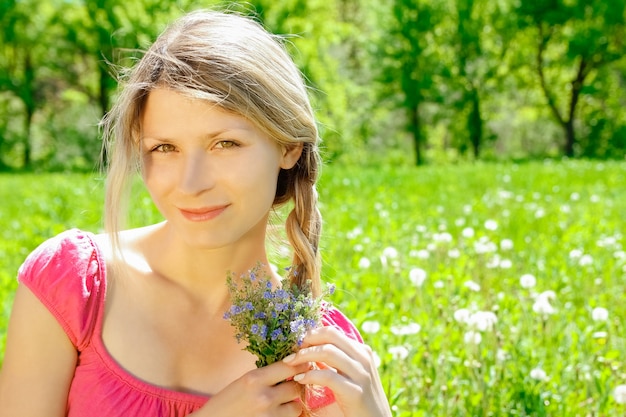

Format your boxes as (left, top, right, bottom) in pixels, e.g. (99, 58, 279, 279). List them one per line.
(1, 0, 625, 171)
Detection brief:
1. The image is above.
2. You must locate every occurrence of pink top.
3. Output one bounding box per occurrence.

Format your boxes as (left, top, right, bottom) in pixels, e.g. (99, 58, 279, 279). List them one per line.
(18, 229, 363, 417)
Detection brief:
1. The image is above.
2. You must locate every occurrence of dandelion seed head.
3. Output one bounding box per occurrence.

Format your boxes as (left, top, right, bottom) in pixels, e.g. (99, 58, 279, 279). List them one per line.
(390, 323, 421, 336)
(433, 232, 453, 243)
(530, 368, 548, 381)
(569, 249, 583, 259)
(499, 259, 512, 269)
(467, 311, 497, 332)
(485, 220, 498, 231)
(409, 268, 427, 287)
(361, 320, 381, 334)
(500, 239, 514, 251)
(464, 280, 481, 292)
(579, 254, 593, 266)
(614, 384, 626, 404)
(533, 291, 556, 316)
(389, 346, 410, 360)
(453, 308, 471, 323)
(520, 274, 537, 289)
(592, 307, 609, 322)
(358, 257, 371, 269)
(464, 330, 482, 345)
(382, 246, 399, 259)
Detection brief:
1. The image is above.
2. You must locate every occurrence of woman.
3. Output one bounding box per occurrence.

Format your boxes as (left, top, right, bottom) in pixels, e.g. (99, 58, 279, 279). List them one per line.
(0, 10, 391, 417)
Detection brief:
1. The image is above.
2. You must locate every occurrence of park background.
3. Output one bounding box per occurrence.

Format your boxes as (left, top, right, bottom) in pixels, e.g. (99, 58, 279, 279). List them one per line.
(1, 0, 625, 415)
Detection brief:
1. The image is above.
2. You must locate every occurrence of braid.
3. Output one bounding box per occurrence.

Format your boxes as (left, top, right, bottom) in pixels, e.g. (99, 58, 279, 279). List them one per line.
(276, 142, 322, 297)
(286, 185, 322, 297)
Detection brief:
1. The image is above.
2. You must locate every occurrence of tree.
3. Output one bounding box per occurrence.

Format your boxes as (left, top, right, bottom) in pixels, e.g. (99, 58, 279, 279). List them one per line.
(446, 0, 516, 159)
(516, 0, 626, 157)
(377, 0, 444, 166)
(0, 0, 56, 168)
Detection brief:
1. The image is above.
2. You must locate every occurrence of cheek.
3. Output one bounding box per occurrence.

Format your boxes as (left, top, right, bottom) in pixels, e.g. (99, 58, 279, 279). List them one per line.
(141, 158, 176, 197)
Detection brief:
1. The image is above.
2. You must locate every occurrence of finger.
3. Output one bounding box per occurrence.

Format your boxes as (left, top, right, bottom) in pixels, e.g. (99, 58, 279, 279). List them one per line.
(286, 343, 355, 378)
(284, 328, 373, 375)
(293, 368, 361, 400)
(272, 380, 303, 405)
(277, 398, 303, 417)
(247, 361, 310, 387)
(301, 326, 370, 363)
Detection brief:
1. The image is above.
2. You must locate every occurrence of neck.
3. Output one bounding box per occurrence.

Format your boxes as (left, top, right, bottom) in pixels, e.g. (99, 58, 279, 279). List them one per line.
(140, 222, 278, 307)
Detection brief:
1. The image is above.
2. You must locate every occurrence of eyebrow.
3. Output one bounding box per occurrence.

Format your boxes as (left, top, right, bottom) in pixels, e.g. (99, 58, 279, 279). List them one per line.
(141, 128, 242, 142)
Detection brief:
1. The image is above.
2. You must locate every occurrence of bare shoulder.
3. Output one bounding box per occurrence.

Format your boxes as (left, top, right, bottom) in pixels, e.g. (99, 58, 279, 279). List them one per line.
(92, 223, 165, 269)
(0, 285, 77, 416)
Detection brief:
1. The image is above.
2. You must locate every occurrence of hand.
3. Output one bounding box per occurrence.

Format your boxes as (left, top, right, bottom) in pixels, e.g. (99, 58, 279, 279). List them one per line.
(190, 361, 309, 417)
(282, 327, 392, 417)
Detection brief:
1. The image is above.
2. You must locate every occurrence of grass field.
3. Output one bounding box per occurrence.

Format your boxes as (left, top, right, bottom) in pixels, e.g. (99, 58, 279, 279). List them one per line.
(1, 160, 625, 415)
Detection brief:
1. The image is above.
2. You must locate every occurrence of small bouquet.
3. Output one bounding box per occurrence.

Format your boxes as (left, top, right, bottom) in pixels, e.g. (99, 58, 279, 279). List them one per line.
(223, 264, 334, 367)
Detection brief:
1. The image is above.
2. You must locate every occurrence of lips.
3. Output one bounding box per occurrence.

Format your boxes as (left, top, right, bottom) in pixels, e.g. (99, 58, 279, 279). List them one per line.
(179, 205, 229, 222)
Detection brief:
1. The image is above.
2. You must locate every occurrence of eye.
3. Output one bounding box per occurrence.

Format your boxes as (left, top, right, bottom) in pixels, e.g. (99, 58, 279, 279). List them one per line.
(215, 140, 239, 149)
(151, 143, 177, 153)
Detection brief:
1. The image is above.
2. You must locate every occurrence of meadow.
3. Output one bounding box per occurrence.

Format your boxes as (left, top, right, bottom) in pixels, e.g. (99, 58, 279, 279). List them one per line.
(1, 160, 625, 416)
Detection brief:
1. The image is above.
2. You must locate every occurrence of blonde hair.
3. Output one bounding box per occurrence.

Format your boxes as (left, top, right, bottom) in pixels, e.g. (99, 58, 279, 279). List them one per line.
(101, 10, 322, 296)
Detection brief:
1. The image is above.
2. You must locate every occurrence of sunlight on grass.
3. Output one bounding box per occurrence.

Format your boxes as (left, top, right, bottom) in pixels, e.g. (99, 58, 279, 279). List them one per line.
(1, 160, 625, 415)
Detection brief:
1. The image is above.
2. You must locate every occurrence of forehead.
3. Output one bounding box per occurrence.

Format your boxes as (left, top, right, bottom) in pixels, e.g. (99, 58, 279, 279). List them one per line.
(140, 88, 255, 134)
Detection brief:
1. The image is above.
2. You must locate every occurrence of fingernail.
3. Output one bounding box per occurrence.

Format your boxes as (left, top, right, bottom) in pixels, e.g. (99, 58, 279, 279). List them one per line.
(283, 353, 296, 363)
(293, 373, 305, 382)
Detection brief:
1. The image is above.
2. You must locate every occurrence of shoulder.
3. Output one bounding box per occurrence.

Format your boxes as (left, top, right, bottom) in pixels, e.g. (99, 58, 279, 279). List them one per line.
(321, 305, 363, 343)
(19, 229, 102, 285)
(17, 229, 105, 349)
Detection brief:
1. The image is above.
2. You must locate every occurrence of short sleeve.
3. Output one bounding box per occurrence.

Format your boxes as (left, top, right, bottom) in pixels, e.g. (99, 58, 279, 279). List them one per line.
(322, 305, 364, 343)
(307, 305, 364, 410)
(17, 229, 104, 351)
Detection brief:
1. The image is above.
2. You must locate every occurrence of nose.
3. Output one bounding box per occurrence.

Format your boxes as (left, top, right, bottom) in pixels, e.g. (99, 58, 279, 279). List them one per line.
(178, 151, 215, 195)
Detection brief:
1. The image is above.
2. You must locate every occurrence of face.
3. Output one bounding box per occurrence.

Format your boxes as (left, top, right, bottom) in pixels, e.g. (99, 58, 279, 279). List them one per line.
(140, 88, 301, 250)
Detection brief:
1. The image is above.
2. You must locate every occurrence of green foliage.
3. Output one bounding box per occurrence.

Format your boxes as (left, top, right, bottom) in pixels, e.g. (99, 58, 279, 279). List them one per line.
(0, 0, 624, 169)
(1, 161, 626, 414)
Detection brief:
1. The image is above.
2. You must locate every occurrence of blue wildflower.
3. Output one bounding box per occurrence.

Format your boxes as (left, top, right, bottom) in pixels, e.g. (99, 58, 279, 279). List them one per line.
(259, 324, 268, 338)
(328, 283, 336, 295)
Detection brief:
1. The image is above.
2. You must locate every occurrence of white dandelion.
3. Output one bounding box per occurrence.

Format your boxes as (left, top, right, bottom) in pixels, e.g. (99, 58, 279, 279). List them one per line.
(361, 320, 381, 334)
(409, 268, 427, 287)
(591, 307, 609, 322)
(520, 274, 537, 289)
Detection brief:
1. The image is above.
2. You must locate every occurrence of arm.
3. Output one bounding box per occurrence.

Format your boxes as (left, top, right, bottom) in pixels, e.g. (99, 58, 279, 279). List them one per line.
(0, 285, 77, 416)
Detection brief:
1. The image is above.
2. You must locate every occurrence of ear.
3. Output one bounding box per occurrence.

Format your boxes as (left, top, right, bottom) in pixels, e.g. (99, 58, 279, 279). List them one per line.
(280, 143, 303, 170)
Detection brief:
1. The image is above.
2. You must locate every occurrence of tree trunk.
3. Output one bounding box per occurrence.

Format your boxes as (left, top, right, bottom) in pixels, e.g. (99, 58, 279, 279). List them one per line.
(22, 52, 35, 169)
(563, 58, 588, 157)
(468, 88, 483, 159)
(409, 103, 423, 166)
